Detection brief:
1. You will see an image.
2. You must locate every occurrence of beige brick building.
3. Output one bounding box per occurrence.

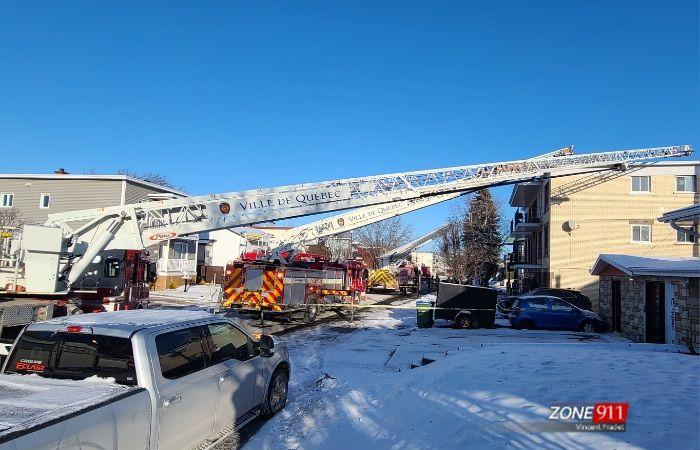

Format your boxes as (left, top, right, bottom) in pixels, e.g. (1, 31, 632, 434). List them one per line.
(508, 161, 699, 311)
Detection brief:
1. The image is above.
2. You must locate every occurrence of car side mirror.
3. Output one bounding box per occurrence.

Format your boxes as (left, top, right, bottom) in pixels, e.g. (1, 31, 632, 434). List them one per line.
(259, 334, 275, 357)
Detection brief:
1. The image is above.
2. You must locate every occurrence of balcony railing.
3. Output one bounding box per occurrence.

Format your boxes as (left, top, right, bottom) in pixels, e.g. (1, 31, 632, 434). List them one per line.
(510, 214, 541, 234)
(508, 246, 542, 266)
(157, 258, 197, 274)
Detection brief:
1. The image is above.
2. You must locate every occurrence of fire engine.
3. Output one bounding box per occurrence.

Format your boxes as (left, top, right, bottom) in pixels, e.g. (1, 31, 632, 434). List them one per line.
(222, 254, 367, 322)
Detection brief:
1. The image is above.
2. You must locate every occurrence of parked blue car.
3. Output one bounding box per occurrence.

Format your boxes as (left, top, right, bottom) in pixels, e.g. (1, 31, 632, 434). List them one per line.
(508, 296, 606, 333)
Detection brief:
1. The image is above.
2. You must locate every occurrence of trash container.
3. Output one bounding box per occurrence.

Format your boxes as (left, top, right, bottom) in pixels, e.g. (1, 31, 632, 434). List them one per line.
(416, 300, 434, 328)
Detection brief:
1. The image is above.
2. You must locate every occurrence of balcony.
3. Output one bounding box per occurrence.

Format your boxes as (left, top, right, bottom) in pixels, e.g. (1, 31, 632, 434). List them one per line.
(508, 246, 542, 269)
(510, 213, 542, 238)
(157, 258, 197, 275)
(509, 181, 543, 207)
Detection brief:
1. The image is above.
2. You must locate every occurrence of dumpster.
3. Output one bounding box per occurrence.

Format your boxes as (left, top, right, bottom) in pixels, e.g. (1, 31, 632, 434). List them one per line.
(416, 299, 434, 328)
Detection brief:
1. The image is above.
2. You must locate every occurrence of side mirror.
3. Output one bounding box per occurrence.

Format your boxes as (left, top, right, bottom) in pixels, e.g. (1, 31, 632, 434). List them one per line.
(259, 335, 275, 357)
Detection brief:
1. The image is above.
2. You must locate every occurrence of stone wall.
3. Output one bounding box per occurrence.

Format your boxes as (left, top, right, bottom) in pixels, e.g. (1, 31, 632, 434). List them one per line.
(598, 275, 700, 349)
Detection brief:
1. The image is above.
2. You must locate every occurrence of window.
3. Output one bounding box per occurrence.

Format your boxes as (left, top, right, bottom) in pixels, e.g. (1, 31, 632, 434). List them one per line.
(156, 327, 208, 380)
(631, 224, 651, 243)
(5, 331, 137, 385)
(206, 323, 251, 364)
(104, 257, 121, 277)
(676, 176, 696, 192)
(550, 299, 574, 312)
(172, 242, 189, 260)
(39, 193, 50, 209)
(677, 227, 696, 243)
(1, 193, 13, 207)
(526, 297, 549, 310)
(631, 176, 651, 193)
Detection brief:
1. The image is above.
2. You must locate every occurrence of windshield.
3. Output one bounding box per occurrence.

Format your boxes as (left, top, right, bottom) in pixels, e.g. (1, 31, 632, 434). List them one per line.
(4, 331, 137, 385)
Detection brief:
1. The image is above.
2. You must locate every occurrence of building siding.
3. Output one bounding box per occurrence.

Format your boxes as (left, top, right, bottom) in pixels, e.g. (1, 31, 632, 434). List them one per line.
(0, 178, 123, 225)
(124, 182, 172, 204)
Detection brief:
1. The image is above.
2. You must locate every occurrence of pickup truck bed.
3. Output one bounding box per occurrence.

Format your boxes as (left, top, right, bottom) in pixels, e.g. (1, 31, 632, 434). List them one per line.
(0, 374, 150, 449)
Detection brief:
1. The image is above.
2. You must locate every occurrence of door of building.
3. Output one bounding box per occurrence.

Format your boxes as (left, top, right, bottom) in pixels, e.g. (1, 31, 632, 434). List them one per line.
(645, 281, 665, 343)
(611, 280, 622, 333)
(664, 283, 676, 344)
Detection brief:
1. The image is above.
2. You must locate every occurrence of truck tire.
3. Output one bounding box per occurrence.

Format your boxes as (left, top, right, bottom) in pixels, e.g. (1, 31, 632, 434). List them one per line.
(454, 314, 473, 329)
(304, 295, 319, 323)
(67, 305, 84, 315)
(262, 368, 288, 418)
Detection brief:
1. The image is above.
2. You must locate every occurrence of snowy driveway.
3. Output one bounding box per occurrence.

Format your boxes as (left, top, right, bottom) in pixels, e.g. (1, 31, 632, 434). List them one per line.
(241, 297, 699, 450)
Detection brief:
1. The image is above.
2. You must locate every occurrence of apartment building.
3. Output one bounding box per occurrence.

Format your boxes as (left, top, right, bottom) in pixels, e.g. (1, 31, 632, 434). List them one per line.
(507, 161, 699, 311)
(0, 171, 199, 288)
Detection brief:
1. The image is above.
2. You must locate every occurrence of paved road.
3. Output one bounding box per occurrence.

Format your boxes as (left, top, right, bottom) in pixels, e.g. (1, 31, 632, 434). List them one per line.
(149, 292, 406, 336)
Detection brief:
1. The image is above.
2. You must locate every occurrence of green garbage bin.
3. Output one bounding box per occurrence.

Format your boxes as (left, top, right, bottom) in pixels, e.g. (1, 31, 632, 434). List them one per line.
(416, 300, 434, 328)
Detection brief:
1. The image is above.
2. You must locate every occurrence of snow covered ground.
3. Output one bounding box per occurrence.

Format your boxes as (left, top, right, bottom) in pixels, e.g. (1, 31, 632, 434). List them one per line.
(243, 295, 700, 450)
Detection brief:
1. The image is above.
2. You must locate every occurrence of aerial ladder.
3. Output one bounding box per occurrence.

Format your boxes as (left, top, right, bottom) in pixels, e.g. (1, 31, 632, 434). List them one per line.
(263, 145, 677, 261)
(379, 223, 452, 267)
(365, 224, 452, 294)
(1, 144, 691, 298)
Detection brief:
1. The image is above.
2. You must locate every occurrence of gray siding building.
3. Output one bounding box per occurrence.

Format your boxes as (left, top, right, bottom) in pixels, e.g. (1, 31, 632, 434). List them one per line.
(0, 172, 200, 288)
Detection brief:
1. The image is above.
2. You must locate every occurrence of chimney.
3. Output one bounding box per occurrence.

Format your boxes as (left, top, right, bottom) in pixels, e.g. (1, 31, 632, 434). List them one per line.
(54, 168, 69, 175)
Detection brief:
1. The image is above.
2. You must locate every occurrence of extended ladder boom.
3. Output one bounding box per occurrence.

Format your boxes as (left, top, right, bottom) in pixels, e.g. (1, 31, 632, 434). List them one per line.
(268, 145, 580, 253)
(380, 224, 452, 265)
(39, 145, 690, 286)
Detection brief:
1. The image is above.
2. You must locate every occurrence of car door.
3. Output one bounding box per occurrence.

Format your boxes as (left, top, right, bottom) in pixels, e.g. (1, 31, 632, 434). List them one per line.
(206, 322, 262, 432)
(526, 296, 552, 328)
(152, 325, 220, 450)
(549, 298, 577, 330)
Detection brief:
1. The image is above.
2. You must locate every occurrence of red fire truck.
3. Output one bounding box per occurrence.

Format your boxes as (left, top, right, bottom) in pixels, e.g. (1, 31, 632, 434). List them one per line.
(222, 253, 368, 322)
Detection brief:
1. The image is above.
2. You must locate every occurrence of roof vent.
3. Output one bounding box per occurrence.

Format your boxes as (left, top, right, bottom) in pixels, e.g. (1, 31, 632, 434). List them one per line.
(54, 168, 69, 175)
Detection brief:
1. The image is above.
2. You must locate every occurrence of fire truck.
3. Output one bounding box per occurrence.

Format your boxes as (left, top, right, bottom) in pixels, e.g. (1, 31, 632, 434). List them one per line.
(221, 254, 367, 322)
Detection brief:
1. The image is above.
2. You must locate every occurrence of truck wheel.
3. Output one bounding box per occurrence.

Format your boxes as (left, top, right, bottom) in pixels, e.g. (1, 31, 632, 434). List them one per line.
(454, 314, 473, 329)
(304, 296, 318, 323)
(67, 305, 83, 315)
(262, 368, 288, 418)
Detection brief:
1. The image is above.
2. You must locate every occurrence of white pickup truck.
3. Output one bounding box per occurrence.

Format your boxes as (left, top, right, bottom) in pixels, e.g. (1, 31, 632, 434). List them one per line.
(0, 309, 290, 450)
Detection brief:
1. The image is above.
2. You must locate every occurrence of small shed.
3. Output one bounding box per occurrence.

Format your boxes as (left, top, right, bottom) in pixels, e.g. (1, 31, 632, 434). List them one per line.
(591, 254, 700, 348)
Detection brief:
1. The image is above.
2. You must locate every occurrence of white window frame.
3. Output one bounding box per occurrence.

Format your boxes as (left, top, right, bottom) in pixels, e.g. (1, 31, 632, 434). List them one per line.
(631, 224, 652, 243)
(630, 176, 651, 194)
(39, 193, 51, 209)
(1, 193, 13, 208)
(675, 175, 696, 193)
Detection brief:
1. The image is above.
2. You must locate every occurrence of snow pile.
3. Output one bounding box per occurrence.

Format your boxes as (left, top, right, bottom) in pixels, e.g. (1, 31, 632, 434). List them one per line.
(150, 284, 222, 306)
(243, 296, 700, 450)
(0, 374, 133, 437)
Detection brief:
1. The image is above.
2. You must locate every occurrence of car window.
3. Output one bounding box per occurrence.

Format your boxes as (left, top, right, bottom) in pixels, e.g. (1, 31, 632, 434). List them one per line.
(5, 331, 137, 385)
(207, 323, 251, 364)
(527, 297, 549, 310)
(557, 290, 577, 300)
(550, 299, 574, 312)
(156, 326, 208, 380)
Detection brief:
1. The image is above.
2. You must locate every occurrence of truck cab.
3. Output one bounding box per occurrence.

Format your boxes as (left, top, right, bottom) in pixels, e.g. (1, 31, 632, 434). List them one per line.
(0, 310, 290, 450)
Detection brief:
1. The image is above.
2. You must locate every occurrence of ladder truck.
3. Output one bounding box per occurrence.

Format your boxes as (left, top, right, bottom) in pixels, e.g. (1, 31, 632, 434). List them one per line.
(0, 144, 691, 333)
(367, 224, 452, 295)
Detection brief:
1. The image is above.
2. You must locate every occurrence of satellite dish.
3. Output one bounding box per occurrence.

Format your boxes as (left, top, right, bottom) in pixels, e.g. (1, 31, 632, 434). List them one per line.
(563, 220, 580, 233)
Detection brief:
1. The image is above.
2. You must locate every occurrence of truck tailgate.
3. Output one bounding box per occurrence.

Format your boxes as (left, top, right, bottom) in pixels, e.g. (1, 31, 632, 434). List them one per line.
(0, 374, 150, 450)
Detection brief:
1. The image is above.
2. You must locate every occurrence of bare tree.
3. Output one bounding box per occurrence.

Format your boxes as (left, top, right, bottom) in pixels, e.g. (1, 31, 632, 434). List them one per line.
(117, 169, 182, 191)
(438, 200, 468, 281)
(0, 209, 27, 228)
(354, 217, 413, 269)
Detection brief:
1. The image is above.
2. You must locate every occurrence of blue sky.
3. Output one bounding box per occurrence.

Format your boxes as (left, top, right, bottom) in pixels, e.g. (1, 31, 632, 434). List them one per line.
(1, 1, 698, 238)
